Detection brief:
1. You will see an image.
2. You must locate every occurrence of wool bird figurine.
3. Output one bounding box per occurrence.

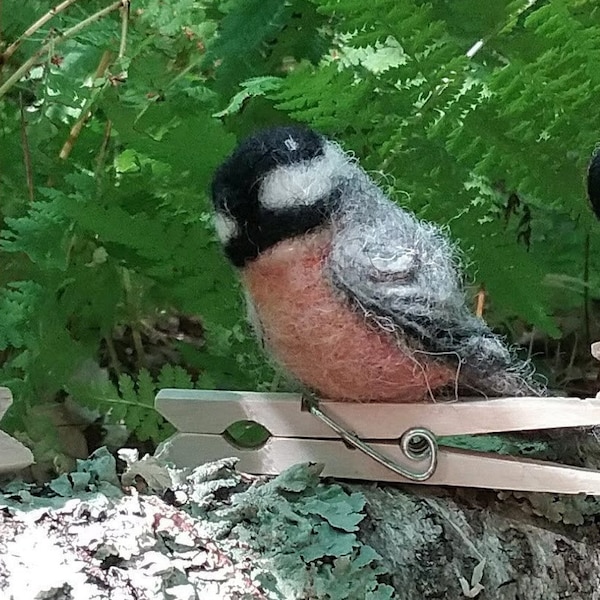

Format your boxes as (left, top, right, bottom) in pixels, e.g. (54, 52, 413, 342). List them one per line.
(211, 126, 542, 402)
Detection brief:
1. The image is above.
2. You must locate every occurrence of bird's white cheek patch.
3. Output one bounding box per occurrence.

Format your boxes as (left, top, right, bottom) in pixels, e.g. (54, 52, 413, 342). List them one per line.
(214, 212, 239, 244)
(258, 143, 350, 210)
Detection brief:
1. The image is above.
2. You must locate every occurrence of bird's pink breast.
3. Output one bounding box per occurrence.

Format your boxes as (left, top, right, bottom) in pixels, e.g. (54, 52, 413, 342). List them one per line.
(242, 230, 453, 402)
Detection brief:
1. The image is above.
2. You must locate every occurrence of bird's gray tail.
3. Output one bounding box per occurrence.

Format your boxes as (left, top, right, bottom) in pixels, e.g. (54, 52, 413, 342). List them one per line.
(455, 333, 545, 397)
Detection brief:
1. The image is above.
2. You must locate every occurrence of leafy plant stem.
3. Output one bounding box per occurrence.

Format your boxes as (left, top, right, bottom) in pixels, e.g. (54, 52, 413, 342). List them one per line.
(19, 93, 34, 201)
(121, 268, 146, 369)
(0, 0, 123, 100)
(0, 0, 80, 67)
(81, 395, 149, 409)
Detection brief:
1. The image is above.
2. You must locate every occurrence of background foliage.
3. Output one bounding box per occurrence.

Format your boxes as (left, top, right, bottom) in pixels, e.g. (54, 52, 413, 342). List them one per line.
(1, 0, 599, 467)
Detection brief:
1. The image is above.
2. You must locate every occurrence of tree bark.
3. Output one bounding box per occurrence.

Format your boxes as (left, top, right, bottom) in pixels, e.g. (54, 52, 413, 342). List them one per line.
(1, 452, 599, 599)
(356, 483, 600, 599)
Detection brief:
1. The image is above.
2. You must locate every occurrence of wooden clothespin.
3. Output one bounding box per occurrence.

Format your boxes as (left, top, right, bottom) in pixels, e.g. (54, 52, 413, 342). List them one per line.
(0, 388, 33, 473)
(156, 389, 600, 495)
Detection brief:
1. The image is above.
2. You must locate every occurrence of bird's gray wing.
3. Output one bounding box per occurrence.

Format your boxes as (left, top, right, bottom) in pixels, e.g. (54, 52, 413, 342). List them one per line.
(327, 204, 489, 356)
(326, 195, 541, 396)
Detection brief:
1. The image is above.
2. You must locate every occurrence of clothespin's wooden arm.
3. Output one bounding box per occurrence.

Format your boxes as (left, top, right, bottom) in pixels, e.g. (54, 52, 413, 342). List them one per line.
(0, 388, 34, 473)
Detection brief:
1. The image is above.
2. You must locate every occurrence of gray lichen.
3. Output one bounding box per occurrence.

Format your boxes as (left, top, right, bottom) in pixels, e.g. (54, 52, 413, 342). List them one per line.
(0, 450, 394, 600)
(213, 463, 395, 599)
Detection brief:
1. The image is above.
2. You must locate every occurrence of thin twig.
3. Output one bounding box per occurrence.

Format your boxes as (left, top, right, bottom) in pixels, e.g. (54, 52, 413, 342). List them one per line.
(423, 497, 485, 561)
(121, 268, 147, 369)
(94, 118, 113, 180)
(554, 340, 561, 372)
(567, 332, 578, 375)
(131, 327, 146, 369)
(59, 50, 112, 160)
(475, 287, 486, 317)
(465, 0, 542, 59)
(133, 52, 204, 124)
(59, 0, 127, 159)
(1, 0, 80, 66)
(0, 1, 123, 100)
(19, 93, 34, 201)
(118, 0, 130, 60)
(584, 233, 591, 347)
(527, 328, 535, 361)
(105, 335, 121, 376)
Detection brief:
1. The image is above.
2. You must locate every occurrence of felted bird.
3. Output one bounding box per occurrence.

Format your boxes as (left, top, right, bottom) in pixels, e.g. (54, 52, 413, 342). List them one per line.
(211, 126, 542, 402)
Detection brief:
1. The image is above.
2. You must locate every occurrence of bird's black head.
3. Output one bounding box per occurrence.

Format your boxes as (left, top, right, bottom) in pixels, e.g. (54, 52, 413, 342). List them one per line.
(211, 126, 347, 267)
